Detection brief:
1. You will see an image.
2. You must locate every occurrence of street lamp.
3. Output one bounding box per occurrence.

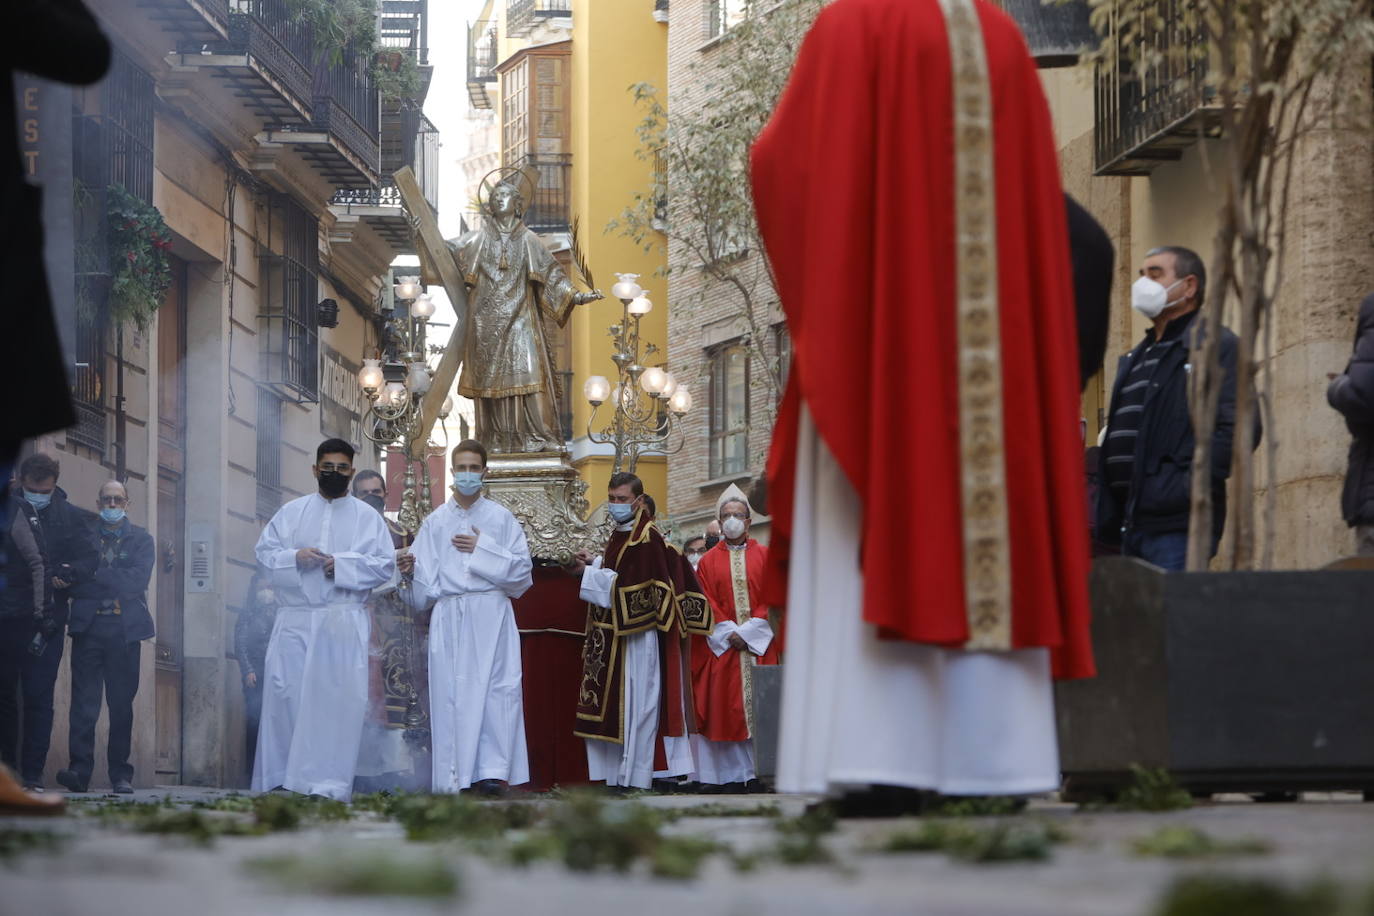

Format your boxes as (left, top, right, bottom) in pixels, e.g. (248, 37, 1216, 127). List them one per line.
(583, 272, 692, 474)
(359, 278, 450, 537)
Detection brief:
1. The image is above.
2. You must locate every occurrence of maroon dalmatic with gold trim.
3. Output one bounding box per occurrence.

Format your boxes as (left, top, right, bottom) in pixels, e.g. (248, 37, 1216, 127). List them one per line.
(575, 510, 712, 745)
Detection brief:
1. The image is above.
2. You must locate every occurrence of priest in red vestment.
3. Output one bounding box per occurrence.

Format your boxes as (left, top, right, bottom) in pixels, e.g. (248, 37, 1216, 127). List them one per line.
(752, 0, 1095, 805)
(569, 472, 712, 789)
(690, 485, 779, 789)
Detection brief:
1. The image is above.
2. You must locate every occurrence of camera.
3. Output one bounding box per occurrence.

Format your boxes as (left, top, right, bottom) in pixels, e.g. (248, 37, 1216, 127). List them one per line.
(27, 614, 59, 657)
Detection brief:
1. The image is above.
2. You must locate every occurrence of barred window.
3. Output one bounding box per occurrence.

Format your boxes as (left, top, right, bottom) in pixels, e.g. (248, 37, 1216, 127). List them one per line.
(709, 342, 750, 479)
(260, 194, 320, 401)
(70, 48, 155, 452)
(256, 387, 283, 520)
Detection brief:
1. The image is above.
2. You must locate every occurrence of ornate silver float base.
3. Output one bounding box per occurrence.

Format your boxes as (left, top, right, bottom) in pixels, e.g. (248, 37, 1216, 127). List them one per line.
(484, 451, 612, 564)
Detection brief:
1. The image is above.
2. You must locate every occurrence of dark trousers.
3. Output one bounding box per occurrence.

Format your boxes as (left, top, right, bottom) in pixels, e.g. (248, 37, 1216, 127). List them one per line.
(243, 684, 262, 777)
(0, 614, 65, 784)
(68, 615, 141, 784)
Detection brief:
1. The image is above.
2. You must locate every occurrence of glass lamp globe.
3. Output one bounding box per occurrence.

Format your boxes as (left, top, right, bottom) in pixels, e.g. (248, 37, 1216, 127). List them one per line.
(406, 362, 432, 395)
(358, 358, 384, 396)
(395, 277, 421, 300)
(382, 381, 408, 408)
(610, 272, 642, 301)
(668, 386, 693, 415)
(584, 375, 611, 405)
(640, 366, 668, 397)
(627, 292, 653, 316)
(660, 371, 679, 400)
(411, 293, 435, 320)
(439, 395, 454, 420)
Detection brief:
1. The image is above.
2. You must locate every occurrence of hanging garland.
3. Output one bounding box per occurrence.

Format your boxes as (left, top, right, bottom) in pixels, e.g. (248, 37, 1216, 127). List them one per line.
(107, 183, 173, 330)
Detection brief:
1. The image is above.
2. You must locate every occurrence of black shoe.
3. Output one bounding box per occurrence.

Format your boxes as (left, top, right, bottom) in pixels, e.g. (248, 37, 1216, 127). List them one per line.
(472, 779, 508, 799)
(21, 782, 43, 793)
(56, 769, 88, 793)
(112, 779, 134, 795)
(827, 784, 935, 818)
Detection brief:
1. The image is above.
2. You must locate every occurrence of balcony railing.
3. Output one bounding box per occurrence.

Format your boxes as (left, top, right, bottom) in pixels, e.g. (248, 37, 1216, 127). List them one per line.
(226, 0, 315, 118)
(312, 54, 381, 180)
(506, 0, 571, 37)
(1094, 0, 1215, 176)
(517, 153, 572, 234)
(467, 19, 498, 109)
(149, 0, 230, 45)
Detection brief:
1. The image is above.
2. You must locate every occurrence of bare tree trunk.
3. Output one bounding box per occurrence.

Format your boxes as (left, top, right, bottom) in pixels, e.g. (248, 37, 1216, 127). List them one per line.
(1187, 216, 1235, 571)
(1229, 240, 1263, 569)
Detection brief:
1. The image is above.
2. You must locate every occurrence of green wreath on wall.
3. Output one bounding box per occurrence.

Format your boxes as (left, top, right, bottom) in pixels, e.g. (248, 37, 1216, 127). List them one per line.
(106, 183, 172, 330)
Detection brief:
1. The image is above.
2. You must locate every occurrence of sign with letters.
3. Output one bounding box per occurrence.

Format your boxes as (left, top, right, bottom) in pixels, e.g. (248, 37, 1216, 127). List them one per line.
(319, 341, 364, 447)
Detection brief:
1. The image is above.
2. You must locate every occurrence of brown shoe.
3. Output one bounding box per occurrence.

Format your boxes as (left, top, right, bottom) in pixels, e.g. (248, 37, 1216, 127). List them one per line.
(0, 764, 65, 816)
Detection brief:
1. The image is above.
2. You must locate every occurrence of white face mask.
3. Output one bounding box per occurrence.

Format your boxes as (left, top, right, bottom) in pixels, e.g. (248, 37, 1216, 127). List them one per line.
(1131, 276, 1185, 319)
(722, 517, 747, 540)
(687, 554, 701, 570)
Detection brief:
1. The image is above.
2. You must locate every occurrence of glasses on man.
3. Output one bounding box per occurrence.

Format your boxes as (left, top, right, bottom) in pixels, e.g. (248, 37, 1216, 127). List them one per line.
(720, 511, 748, 521)
(318, 463, 353, 474)
(98, 495, 128, 507)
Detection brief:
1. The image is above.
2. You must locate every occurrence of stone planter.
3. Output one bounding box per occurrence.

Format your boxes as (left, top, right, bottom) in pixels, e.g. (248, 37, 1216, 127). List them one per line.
(1056, 556, 1374, 797)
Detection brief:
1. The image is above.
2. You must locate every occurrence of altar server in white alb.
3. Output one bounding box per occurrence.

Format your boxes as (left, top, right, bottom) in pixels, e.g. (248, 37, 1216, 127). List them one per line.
(409, 439, 533, 796)
(252, 438, 396, 801)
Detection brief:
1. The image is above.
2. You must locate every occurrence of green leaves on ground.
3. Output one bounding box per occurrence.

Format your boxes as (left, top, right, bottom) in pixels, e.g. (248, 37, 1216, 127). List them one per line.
(1152, 875, 1345, 916)
(247, 852, 459, 899)
(1131, 825, 1272, 859)
(1080, 766, 1195, 812)
(387, 792, 537, 842)
(879, 819, 1069, 863)
(0, 828, 69, 864)
(771, 804, 837, 865)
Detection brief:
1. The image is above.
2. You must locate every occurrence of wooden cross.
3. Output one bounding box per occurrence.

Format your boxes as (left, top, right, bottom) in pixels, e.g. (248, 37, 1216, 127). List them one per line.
(392, 166, 468, 461)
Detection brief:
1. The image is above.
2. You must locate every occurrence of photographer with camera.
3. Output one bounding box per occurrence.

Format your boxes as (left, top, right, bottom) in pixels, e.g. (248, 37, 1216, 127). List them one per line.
(0, 454, 97, 792)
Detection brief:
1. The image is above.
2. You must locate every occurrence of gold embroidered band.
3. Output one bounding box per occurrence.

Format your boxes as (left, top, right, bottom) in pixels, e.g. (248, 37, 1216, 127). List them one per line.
(939, 0, 1012, 651)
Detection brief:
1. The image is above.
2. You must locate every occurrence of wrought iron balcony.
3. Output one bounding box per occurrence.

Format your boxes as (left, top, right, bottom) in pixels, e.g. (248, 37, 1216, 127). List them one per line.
(310, 54, 382, 185)
(332, 112, 438, 254)
(1094, 0, 1221, 176)
(467, 19, 498, 109)
(517, 153, 572, 234)
(220, 0, 316, 122)
(988, 0, 1094, 68)
(145, 0, 230, 45)
(506, 0, 572, 37)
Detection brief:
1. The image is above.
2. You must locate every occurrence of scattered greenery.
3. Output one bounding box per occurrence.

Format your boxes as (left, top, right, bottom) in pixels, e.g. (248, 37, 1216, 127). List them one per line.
(0, 828, 69, 864)
(387, 793, 538, 843)
(134, 809, 262, 846)
(247, 852, 459, 899)
(1079, 766, 1195, 813)
(771, 804, 837, 865)
(107, 183, 173, 330)
(1151, 875, 1344, 916)
(925, 796, 1028, 818)
(1131, 825, 1272, 859)
(880, 819, 1069, 864)
(672, 802, 782, 819)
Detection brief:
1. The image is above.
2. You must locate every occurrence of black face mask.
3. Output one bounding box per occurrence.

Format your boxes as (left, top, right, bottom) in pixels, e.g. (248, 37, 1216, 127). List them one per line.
(360, 492, 386, 513)
(704, 535, 721, 550)
(318, 471, 351, 499)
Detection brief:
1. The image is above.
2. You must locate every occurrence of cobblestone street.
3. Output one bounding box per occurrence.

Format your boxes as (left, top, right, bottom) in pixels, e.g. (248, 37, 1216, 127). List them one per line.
(4, 789, 1374, 916)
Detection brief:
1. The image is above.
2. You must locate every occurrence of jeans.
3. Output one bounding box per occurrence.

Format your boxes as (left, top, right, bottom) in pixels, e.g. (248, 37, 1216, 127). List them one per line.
(0, 614, 65, 784)
(67, 615, 142, 785)
(1121, 530, 1190, 572)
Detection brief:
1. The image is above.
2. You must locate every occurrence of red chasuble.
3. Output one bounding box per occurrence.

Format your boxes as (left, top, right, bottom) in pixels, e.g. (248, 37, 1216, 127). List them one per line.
(752, 0, 1094, 679)
(691, 540, 780, 743)
(575, 511, 712, 744)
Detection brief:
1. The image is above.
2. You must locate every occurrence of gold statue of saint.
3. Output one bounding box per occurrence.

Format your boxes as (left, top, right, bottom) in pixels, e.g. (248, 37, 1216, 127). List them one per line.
(446, 167, 602, 454)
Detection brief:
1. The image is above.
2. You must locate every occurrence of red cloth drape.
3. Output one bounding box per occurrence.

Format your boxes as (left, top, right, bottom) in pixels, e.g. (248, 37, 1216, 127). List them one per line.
(752, 0, 1094, 679)
(513, 566, 590, 791)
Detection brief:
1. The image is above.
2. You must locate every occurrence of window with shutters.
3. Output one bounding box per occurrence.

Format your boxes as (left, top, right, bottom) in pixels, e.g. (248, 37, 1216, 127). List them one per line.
(708, 342, 750, 479)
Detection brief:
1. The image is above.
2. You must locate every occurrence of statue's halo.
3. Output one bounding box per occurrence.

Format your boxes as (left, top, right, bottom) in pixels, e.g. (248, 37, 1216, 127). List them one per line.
(478, 164, 539, 215)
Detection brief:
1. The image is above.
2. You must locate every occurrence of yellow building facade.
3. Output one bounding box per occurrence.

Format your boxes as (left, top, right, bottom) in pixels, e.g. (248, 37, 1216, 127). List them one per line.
(468, 0, 671, 511)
